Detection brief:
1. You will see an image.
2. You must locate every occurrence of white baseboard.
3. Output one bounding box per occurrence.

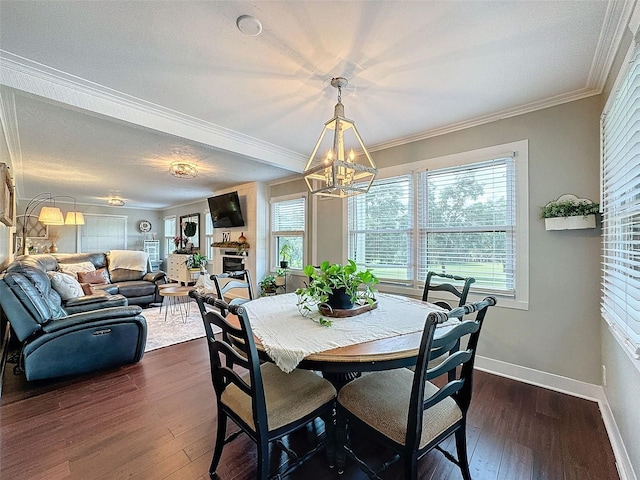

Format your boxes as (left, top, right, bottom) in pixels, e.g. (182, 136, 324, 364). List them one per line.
(475, 356, 637, 480)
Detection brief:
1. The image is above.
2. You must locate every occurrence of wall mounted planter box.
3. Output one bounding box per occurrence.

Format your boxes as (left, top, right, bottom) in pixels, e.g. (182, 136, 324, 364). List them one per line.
(545, 215, 596, 231)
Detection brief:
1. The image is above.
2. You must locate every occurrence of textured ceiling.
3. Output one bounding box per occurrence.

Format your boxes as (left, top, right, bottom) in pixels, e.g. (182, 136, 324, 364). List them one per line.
(0, 0, 631, 209)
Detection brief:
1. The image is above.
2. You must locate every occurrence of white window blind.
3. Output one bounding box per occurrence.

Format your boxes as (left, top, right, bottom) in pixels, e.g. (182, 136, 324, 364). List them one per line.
(601, 45, 640, 358)
(204, 212, 214, 261)
(419, 158, 516, 293)
(164, 215, 176, 258)
(348, 175, 414, 282)
(271, 196, 306, 270)
(80, 214, 127, 252)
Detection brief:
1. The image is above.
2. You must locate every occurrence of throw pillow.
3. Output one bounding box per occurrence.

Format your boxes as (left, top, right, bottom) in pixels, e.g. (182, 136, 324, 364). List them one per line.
(77, 268, 110, 285)
(58, 261, 96, 280)
(109, 268, 145, 283)
(47, 272, 84, 300)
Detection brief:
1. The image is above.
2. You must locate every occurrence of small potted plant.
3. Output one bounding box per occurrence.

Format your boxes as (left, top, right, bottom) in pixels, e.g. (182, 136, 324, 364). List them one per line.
(275, 267, 286, 287)
(259, 275, 277, 296)
(185, 252, 207, 272)
(279, 243, 293, 268)
(295, 260, 378, 319)
(541, 194, 599, 230)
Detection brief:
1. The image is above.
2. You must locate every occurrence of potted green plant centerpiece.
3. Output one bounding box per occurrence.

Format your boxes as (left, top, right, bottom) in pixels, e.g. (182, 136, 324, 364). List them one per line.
(275, 268, 286, 287)
(541, 194, 599, 230)
(259, 275, 277, 296)
(185, 252, 207, 272)
(295, 260, 378, 320)
(279, 243, 293, 268)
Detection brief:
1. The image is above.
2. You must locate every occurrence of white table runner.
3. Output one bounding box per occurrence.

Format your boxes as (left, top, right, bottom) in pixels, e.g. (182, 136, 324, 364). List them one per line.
(242, 292, 455, 373)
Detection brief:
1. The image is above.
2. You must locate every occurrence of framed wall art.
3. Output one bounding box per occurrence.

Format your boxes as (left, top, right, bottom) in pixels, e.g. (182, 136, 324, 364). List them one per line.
(0, 162, 15, 227)
(16, 214, 49, 239)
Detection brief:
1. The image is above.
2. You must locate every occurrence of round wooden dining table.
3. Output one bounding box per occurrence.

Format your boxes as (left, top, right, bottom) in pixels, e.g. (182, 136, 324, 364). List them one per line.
(226, 292, 453, 379)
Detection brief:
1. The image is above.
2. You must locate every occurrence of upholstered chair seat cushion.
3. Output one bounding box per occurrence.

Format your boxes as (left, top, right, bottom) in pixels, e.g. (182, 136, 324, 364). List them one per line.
(338, 368, 462, 448)
(221, 362, 336, 431)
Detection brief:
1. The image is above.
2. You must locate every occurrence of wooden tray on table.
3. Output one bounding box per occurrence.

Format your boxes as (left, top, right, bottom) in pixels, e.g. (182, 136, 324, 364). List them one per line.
(318, 300, 378, 318)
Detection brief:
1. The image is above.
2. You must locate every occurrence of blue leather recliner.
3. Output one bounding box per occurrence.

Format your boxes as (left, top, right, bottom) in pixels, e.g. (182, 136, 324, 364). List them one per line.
(0, 258, 147, 381)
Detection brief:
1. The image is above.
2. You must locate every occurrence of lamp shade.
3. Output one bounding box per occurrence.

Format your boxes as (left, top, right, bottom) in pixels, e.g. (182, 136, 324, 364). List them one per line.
(65, 211, 85, 225)
(38, 206, 65, 225)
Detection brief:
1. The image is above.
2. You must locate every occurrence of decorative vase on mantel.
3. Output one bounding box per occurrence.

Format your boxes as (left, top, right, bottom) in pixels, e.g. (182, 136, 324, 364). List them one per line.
(49, 243, 58, 253)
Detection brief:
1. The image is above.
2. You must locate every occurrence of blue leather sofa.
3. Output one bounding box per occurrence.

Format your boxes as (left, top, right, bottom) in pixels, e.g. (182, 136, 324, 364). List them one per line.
(0, 254, 147, 381)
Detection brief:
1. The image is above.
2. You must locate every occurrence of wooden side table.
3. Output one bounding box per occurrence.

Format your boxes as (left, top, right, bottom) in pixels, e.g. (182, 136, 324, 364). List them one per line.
(159, 286, 195, 323)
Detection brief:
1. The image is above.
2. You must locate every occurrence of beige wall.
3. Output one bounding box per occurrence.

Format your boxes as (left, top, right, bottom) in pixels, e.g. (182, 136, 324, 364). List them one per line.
(275, 96, 603, 384)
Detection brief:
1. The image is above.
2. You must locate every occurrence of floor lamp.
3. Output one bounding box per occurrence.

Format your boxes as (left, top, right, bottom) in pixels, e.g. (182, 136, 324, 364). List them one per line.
(21, 193, 84, 255)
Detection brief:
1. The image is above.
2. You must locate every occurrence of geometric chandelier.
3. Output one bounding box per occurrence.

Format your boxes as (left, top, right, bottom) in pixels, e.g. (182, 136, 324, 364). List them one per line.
(303, 77, 377, 198)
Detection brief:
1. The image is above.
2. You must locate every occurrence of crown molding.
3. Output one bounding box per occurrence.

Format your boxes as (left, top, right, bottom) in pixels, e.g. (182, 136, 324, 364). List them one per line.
(0, 51, 308, 172)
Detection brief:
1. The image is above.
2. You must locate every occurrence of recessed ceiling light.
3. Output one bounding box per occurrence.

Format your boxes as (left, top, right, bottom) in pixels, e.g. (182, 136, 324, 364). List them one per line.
(236, 15, 262, 36)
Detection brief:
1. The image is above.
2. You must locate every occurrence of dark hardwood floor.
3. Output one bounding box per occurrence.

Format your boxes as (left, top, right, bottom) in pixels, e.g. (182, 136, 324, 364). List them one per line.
(0, 338, 619, 480)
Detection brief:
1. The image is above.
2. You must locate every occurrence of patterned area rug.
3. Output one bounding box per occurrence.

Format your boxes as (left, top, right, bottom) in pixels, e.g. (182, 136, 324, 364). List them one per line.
(143, 302, 217, 352)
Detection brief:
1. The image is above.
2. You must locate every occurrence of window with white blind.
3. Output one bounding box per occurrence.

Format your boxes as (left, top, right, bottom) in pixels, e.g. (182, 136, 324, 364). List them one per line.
(164, 215, 176, 258)
(271, 195, 306, 270)
(79, 214, 127, 252)
(601, 42, 640, 359)
(347, 140, 528, 308)
(419, 158, 516, 293)
(204, 211, 214, 261)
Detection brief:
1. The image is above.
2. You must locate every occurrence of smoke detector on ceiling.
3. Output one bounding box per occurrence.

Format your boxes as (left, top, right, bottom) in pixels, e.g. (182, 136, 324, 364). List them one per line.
(236, 15, 262, 36)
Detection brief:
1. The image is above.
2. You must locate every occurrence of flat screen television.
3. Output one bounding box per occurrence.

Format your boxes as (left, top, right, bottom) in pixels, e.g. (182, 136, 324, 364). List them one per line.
(208, 191, 246, 228)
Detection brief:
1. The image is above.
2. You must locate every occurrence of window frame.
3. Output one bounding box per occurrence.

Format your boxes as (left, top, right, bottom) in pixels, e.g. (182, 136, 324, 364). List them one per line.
(79, 213, 127, 252)
(600, 36, 640, 364)
(163, 215, 176, 259)
(270, 193, 307, 272)
(344, 140, 529, 310)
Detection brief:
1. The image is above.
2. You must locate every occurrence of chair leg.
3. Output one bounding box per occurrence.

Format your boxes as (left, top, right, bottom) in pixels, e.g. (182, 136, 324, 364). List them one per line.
(322, 410, 336, 468)
(404, 453, 418, 480)
(257, 437, 270, 480)
(335, 413, 348, 474)
(455, 426, 472, 480)
(210, 412, 227, 478)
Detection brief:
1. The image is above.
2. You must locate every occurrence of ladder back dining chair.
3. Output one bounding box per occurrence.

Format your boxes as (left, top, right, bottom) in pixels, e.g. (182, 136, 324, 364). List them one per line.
(336, 296, 496, 480)
(422, 271, 476, 310)
(212, 269, 255, 307)
(190, 291, 337, 480)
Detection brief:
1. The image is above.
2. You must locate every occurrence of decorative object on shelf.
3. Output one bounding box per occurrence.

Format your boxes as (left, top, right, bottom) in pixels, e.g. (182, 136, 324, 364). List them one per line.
(48, 228, 60, 253)
(107, 197, 125, 207)
(19, 193, 84, 255)
(238, 232, 247, 244)
(279, 243, 292, 269)
(541, 194, 599, 231)
(259, 275, 277, 296)
(295, 260, 379, 326)
(169, 161, 198, 179)
(173, 236, 189, 253)
(185, 252, 207, 272)
(0, 162, 15, 227)
(303, 77, 377, 198)
(138, 220, 152, 233)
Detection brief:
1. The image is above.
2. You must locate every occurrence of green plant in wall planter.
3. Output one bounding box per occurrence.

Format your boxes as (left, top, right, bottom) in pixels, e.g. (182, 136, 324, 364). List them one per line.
(541, 194, 599, 231)
(295, 260, 378, 326)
